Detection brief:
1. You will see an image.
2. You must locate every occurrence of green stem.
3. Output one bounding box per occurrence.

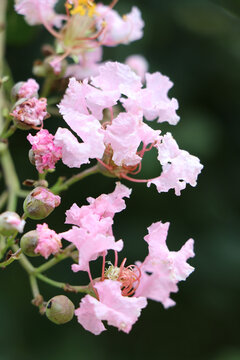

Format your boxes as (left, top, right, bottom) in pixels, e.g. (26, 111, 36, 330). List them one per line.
(1, 124, 17, 139)
(12, 243, 35, 274)
(17, 189, 30, 198)
(40, 77, 54, 98)
(36, 273, 90, 294)
(1, 149, 20, 211)
(35, 244, 75, 273)
(51, 164, 99, 194)
(0, 248, 21, 268)
(0, 190, 8, 210)
(0, 236, 14, 260)
(29, 275, 40, 299)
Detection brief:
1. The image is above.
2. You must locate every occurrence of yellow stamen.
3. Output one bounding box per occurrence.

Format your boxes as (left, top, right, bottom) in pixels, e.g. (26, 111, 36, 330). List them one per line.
(67, 0, 96, 17)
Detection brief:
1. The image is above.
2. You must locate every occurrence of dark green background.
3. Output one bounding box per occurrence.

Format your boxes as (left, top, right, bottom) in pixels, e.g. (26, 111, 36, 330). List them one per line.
(1, 0, 240, 359)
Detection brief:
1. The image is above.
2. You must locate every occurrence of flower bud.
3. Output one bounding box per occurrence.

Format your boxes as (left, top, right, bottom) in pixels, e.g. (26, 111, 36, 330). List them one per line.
(11, 79, 39, 101)
(28, 149, 36, 165)
(20, 230, 40, 257)
(11, 82, 25, 101)
(11, 97, 49, 130)
(0, 211, 25, 236)
(46, 295, 75, 325)
(23, 187, 61, 220)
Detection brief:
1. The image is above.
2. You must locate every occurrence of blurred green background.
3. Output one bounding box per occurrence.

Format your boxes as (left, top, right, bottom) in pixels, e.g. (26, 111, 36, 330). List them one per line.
(1, 0, 240, 359)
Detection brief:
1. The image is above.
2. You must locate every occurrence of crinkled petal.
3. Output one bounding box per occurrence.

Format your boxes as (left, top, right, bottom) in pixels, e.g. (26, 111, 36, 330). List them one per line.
(59, 77, 118, 123)
(18, 78, 39, 98)
(125, 55, 148, 82)
(35, 223, 62, 259)
(86, 182, 132, 219)
(148, 133, 203, 195)
(54, 127, 104, 168)
(75, 280, 147, 334)
(104, 111, 160, 166)
(61, 227, 123, 272)
(135, 221, 194, 308)
(96, 5, 144, 46)
(15, 0, 63, 27)
(122, 72, 180, 125)
(91, 61, 142, 98)
(104, 112, 143, 166)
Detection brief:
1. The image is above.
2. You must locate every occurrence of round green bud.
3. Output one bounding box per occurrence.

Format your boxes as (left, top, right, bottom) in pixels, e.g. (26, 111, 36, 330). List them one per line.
(0, 211, 25, 236)
(23, 187, 61, 220)
(46, 295, 75, 325)
(20, 230, 40, 257)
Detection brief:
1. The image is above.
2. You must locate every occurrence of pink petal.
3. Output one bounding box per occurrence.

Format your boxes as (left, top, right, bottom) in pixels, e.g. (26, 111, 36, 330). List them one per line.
(75, 280, 147, 334)
(148, 133, 203, 195)
(61, 227, 123, 272)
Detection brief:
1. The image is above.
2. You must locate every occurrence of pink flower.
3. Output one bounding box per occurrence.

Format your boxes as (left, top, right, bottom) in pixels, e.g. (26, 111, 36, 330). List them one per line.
(27, 129, 62, 173)
(61, 183, 131, 271)
(75, 220, 194, 334)
(96, 5, 144, 46)
(62, 228, 123, 272)
(11, 97, 48, 129)
(15, 0, 63, 28)
(135, 221, 195, 308)
(56, 61, 202, 194)
(104, 111, 160, 166)
(35, 223, 62, 259)
(122, 72, 180, 125)
(125, 55, 148, 82)
(65, 182, 131, 228)
(75, 280, 147, 335)
(91, 61, 142, 98)
(147, 133, 204, 195)
(17, 79, 39, 99)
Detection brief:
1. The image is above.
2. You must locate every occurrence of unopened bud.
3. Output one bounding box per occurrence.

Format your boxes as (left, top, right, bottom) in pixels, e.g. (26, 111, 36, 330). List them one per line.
(20, 230, 40, 257)
(11, 97, 49, 130)
(11, 82, 25, 101)
(28, 149, 36, 165)
(23, 187, 61, 220)
(46, 295, 75, 324)
(0, 211, 25, 236)
(33, 57, 67, 78)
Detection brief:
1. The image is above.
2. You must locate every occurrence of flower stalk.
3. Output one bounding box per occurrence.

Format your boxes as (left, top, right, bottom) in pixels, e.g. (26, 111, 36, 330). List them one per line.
(51, 164, 100, 194)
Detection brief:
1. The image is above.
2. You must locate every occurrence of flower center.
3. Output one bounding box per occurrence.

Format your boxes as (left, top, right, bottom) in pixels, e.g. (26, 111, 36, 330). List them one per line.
(66, 0, 96, 17)
(104, 259, 141, 297)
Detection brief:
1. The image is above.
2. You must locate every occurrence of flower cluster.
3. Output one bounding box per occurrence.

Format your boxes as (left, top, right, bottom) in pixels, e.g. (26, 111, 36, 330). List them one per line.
(55, 61, 203, 195)
(60, 183, 194, 334)
(0, 0, 204, 336)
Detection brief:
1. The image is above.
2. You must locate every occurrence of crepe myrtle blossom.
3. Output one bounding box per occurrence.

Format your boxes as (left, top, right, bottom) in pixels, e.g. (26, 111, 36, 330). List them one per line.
(60, 182, 131, 273)
(73, 217, 194, 334)
(11, 78, 39, 100)
(34, 223, 62, 259)
(27, 129, 62, 173)
(55, 61, 203, 195)
(15, 0, 144, 73)
(11, 97, 49, 130)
